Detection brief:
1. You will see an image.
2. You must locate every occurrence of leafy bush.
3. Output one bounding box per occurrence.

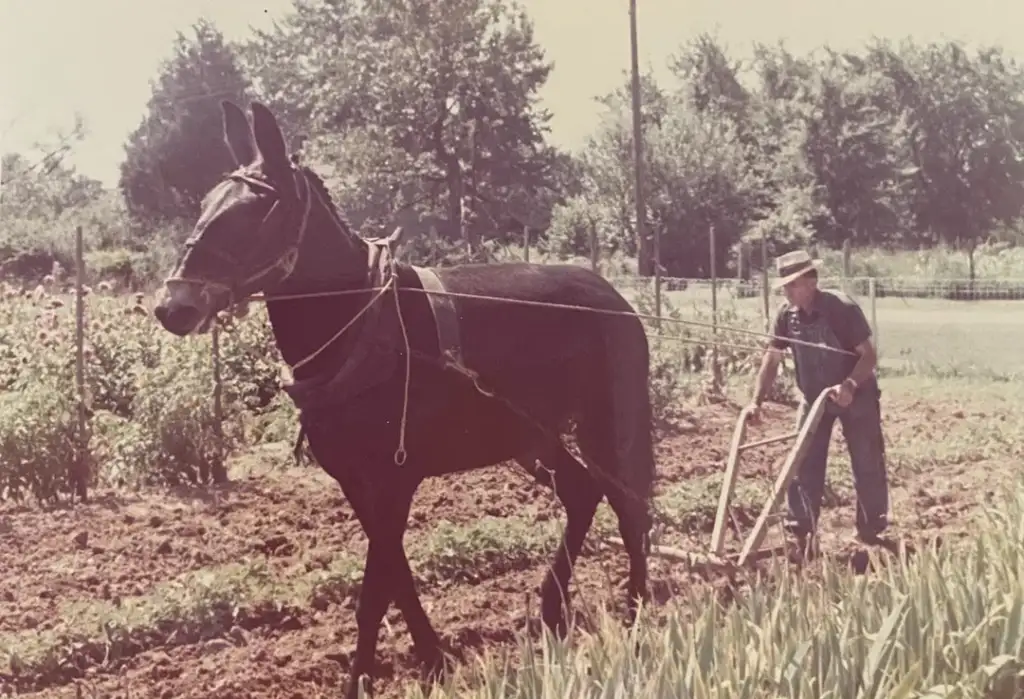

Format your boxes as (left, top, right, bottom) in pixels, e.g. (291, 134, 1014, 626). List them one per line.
(0, 289, 242, 497)
(0, 382, 84, 503)
(105, 340, 234, 488)
(215, 306, 283, 413)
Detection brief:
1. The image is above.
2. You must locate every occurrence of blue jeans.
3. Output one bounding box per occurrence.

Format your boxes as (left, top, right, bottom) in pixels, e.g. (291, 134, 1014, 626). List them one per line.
(784, 388, 890, 539)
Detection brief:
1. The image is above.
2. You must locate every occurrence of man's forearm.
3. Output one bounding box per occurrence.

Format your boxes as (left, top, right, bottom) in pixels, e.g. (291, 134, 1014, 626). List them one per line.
(752, 353, 781, 404)
(847, 356, 875, 387)
(846, 341, 878, 388)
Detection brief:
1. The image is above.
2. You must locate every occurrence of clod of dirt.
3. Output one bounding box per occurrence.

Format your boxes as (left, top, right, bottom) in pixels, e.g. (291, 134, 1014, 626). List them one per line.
(228, 626, 250, 646)
(257, 534, 295, 557)
(148, 515, 164, 528)
(72, 531, 88, 549)
(279, 615, 304, 632)
(201, 639, 232, 656)
(155, 539, 173, 555)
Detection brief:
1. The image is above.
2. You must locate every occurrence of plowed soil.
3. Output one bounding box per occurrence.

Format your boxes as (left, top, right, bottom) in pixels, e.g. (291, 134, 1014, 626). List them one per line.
(0, 397, 1000, 698)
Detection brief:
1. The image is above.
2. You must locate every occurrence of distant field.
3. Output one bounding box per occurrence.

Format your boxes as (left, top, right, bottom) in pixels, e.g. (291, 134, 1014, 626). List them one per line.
(615, 279, 1024, 377)
(867, 297, 1024, 376)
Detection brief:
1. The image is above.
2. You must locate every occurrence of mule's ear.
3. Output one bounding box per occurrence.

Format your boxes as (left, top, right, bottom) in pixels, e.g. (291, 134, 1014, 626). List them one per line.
(250, 102, 292, 184)
(221, 100, 256, 166)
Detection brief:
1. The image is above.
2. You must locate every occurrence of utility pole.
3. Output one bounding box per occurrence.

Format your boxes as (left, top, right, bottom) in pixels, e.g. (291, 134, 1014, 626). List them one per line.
(628, 0, 658, 319)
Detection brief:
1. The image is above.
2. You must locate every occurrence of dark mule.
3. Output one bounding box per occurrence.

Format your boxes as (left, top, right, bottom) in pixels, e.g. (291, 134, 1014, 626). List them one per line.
(153, 101, 656, 698)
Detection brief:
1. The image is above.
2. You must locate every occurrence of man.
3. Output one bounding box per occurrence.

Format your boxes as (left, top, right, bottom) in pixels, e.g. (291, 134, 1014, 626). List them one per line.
(747, 250, 890, 554)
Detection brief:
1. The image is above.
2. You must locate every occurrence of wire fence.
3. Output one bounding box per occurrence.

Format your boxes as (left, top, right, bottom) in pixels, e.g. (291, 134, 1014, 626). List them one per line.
(608, 274, 1024, 378)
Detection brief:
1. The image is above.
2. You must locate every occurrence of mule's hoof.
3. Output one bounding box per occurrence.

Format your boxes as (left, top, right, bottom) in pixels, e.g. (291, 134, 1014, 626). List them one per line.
(540, 602, 569, 638)
(345, 674, 372, 699)
(420, 648, 448, 681)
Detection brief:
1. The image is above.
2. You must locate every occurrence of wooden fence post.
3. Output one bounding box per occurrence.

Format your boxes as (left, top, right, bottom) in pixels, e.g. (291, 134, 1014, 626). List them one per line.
(869, 277, 879, 357)
(760, 234, 770, 332)
(710, 225, 721, 394)
(74, 225, 89, 502)
(842, 240, 852, 293)
(589, 223, 599, 273)
(211, 324, 227, 483)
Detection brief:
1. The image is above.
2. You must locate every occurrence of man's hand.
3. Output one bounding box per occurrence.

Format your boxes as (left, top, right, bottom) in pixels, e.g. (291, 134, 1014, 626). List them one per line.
(747, 347, 784, 427)
(828, 379, 855, 408)
(743, 402, 763, 424)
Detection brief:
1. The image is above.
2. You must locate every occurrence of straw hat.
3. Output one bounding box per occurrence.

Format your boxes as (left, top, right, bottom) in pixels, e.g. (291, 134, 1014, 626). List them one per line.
(772, 250, 823, 289)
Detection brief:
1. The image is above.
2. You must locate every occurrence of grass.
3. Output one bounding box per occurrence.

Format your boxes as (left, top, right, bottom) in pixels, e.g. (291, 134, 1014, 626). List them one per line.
(418, 486, 1024, 698)
(416, 375, 1024, 698)
(867, 298, 1024, 377)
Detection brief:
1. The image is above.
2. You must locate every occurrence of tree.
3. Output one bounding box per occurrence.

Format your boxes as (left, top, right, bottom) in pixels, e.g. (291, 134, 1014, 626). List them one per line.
(243, 0, 558, 249)
(670, 32, 749, 128)
(582, 72, 671, 269)
(797, 48, 908, 247)
(583, 72, 759, 277)
(119, 19, 252, 223)
(0, 130, 113, 282)
(1, 114, 93, 215)
(240, 0, 362, 138)
(884, 40, 1024, 270)
(742, 47, 829, 263)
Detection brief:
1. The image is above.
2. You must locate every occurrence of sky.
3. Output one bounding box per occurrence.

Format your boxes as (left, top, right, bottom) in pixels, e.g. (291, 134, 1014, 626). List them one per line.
(2, 0, 1022, 188)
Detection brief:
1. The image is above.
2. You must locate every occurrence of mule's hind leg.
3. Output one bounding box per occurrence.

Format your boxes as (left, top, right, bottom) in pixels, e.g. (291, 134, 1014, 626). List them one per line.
(577, 425, 653, 624)
(603, 484, 651, 623)
(527, 445, 604, 637)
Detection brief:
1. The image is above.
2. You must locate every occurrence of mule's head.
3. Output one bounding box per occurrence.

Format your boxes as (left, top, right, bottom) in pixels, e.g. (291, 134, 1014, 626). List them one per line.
(154, 101, 314, 336)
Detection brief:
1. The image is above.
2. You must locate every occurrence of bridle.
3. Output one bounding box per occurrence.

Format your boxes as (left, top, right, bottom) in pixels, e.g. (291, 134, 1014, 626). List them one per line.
(160, 162, 404, 381)
(163, 166, 314, 313)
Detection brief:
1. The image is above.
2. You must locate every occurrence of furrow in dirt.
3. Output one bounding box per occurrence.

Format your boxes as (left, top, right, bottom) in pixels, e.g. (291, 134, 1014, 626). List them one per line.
(0, 403, 787, 638)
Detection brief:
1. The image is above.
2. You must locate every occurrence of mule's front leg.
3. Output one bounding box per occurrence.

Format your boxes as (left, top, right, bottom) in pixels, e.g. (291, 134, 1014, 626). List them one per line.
(355, 491, 443, 678)
(346, 539, 396, 699)
(390, 547, 445, 676)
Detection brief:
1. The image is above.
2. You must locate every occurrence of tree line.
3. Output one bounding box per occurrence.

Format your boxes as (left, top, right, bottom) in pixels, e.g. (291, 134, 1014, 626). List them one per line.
(5, 0, 1024, 283)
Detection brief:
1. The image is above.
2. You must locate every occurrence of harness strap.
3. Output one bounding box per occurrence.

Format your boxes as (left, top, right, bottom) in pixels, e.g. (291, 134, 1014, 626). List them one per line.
(412, 266, 463, 365)
(282, 239, 398, 408)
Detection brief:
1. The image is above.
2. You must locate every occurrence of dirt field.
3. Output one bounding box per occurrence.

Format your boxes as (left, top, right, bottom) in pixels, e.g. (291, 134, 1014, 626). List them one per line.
(0, 376, 1015, 698)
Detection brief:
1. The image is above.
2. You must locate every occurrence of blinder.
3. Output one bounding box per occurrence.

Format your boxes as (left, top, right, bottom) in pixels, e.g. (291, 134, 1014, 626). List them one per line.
(168, 167, 313, 311)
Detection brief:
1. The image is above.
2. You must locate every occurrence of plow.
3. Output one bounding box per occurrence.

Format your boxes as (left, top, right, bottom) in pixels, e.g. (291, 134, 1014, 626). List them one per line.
(610, 388, 830, 574)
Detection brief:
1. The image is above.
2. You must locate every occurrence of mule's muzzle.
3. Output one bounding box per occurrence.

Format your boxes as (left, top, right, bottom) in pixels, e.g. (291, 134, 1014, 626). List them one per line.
(154, 281, 221, 336)
(154, 298, 204, 337)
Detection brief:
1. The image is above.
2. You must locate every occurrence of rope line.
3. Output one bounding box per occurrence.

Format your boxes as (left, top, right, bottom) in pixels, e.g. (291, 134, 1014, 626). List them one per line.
(246, 284, 855, 357)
